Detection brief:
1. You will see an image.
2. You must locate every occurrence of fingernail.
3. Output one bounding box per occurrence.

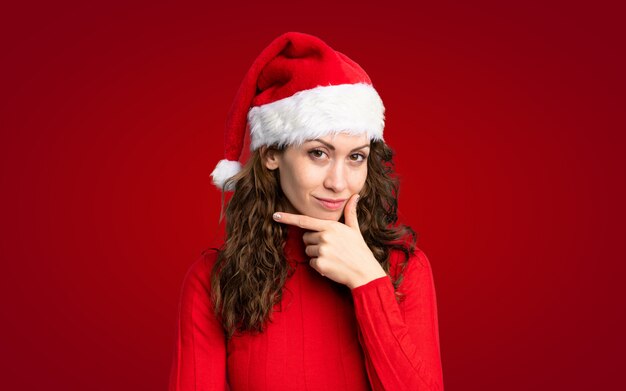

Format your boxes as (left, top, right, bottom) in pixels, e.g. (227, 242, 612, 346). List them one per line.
(273, 212, 281, 220)
(356, 195, 360, 203)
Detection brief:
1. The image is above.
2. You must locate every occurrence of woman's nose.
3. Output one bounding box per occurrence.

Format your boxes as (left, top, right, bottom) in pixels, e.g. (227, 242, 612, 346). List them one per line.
(323, 162, 347, 192)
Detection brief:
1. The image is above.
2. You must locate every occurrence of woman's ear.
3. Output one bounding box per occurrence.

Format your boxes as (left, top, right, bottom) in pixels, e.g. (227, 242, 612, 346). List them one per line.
(261, 146, 280, 170)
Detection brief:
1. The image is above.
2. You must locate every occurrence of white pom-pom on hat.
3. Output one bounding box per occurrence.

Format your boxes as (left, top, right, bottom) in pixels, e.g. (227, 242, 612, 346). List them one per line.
(210, 159, 243, 191)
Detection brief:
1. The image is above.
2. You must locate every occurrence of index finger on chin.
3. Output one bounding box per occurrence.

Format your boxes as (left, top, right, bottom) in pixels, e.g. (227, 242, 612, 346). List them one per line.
(273, 212, 328, 231)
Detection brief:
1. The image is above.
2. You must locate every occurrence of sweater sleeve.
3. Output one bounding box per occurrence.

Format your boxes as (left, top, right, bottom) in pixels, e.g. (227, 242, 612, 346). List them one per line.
(351, 249, 444, 390)
(169, 252, 228, 391)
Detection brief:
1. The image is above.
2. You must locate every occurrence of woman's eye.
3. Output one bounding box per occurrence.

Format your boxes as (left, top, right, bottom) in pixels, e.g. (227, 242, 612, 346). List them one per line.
(350, 153, 367, 162)
(308, 149, 327, 159)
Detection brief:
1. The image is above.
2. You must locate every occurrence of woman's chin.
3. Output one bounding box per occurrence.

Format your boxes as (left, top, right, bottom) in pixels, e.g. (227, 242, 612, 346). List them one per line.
(313, 211, 343, 222)
(292, 203, 343, 221)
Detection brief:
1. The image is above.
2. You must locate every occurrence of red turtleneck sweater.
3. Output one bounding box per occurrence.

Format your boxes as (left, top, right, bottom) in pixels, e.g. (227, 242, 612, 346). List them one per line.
(169, 226, 444, 390)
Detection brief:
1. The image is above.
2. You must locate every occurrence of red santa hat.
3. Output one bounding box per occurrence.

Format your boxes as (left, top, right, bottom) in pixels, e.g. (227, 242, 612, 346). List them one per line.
(211, 31, 385, 191)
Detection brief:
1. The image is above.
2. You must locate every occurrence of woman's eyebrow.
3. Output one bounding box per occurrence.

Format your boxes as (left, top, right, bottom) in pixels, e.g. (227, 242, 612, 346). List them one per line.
(308, 139, 370, 152)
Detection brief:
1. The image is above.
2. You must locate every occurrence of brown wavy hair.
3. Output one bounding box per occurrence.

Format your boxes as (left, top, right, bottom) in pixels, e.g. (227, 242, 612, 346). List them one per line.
(209, 139, 417, 340)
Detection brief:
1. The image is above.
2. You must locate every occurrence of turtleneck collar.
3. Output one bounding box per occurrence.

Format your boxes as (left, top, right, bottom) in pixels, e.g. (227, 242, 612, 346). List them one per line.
(283, 225, 310, 264)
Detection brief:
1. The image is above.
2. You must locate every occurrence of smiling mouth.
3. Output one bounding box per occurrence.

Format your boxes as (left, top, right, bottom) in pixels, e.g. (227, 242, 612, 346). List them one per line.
(315, 197, 346, 211)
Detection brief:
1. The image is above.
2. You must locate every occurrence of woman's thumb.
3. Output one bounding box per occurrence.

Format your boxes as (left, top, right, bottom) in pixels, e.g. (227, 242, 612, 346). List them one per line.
(343, 193, 361, 230)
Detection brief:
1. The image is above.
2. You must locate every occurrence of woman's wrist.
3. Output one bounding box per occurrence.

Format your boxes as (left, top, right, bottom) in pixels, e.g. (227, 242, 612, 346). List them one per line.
(348, 267, 388, 290)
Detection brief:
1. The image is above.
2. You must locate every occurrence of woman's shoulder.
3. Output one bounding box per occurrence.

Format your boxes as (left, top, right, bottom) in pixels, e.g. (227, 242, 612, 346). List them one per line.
(180, 248, 221, 291)
(176, 248, 223, 324)
(383, 223, 431, 274)
(388, 243, 434, 286)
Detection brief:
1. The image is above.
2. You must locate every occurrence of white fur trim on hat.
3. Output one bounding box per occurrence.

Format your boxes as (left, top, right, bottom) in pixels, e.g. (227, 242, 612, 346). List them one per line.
(248, 83, 385, 150)
(211, 159, 243, 191)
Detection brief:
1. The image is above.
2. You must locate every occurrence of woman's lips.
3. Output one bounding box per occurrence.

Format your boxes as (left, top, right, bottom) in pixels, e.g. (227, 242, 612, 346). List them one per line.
(315, 197, 347, 211)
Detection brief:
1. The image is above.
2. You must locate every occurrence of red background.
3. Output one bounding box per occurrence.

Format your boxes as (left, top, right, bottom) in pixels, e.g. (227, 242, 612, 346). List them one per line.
(1, 1, 624, 390)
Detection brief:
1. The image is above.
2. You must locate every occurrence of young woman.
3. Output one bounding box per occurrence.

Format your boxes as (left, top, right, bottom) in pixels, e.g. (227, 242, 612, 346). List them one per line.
(169, 32, 444, 391)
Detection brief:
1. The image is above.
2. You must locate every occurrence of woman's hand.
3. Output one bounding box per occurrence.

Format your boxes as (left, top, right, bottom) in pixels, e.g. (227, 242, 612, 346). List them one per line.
(272, 194, 387, 289)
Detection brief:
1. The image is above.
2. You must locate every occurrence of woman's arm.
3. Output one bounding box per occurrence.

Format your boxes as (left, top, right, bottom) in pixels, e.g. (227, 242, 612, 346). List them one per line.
(351, 249, 444, 391)
(169, 252, 228, 391)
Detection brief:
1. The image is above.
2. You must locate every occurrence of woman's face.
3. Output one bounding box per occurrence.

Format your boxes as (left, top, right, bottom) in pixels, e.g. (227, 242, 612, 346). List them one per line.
(263, 132, 370, 221)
